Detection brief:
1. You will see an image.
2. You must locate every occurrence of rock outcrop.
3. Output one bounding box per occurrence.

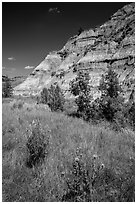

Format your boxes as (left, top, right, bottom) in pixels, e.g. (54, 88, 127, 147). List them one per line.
(14, 3, 135, 101)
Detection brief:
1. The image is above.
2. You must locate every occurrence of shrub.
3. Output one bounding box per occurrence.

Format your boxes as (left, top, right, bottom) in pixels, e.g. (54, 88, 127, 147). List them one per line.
(39, 84, 65, 112)
(77, 27, 84, 36)
(93, 68, 135, 128)
(40, 87, 49, 104)
(97, 68, 123, 122)
(26, 120, 49, 168)
(72, 64, 77, 73)
(59, 71, 65, 79)
(120, 100, 135, 129)
(63, 99, 78, 116)
(51, 71, 56, 77)
(69, 70, 91, 120)
(62, 154, 135, 202)
(62, 158, 91, 202)
(47, 84, 65, 112)
(11, 100, 24, 109)
(2, 76, 13, 98)
(128, 101, 135, 127)
(58, 50, 68, 60)
(90, 98, 102, 121)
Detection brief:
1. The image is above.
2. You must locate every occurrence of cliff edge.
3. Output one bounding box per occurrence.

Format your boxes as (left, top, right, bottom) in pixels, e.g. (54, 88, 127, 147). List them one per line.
(14, 3, 135, 101)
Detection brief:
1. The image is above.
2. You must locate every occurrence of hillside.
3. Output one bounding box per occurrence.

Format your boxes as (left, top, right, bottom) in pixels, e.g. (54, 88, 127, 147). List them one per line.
(2, 102, 135, 201)
(2, 75, 27, 88)
(14, 3, 135, 101)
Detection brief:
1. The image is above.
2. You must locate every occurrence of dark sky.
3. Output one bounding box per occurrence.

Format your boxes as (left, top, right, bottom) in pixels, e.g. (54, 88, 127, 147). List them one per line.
(2, 2, 130, 77)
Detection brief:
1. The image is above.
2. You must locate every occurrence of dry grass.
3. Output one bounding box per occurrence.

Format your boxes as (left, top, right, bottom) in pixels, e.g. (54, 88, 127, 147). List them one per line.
(2, 102, 135, 201)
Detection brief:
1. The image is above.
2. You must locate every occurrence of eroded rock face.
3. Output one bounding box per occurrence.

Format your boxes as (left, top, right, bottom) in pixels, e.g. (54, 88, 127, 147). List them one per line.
(14, 3, 135, 101)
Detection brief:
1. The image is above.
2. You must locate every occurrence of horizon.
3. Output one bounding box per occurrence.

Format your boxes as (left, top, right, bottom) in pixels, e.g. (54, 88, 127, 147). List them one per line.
(2, 2, 130, 78)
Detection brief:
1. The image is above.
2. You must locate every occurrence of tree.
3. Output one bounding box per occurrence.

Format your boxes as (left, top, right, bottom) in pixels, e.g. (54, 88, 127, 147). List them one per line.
(99, 68, 121, 98)
(98, 68, 122, 122)
(78, 27, 84, 36)
(40, 84, 65, 112)
(40, 87, 49, 104)
(123, 99, 135, 129)
(2, 76, 13, 98)
(69, 70, 91, 120)
(48, 84, 65, 111)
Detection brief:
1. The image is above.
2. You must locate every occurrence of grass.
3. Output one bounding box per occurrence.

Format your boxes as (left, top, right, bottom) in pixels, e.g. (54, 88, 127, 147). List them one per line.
(2, 100, 135, 201)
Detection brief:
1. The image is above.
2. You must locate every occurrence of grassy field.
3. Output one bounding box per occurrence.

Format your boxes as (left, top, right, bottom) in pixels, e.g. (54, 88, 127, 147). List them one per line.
(2, 99, 135, 201)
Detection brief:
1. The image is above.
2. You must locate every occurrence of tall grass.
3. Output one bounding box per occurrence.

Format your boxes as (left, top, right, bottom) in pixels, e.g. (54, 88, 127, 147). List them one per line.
(2, 102, 135, 201)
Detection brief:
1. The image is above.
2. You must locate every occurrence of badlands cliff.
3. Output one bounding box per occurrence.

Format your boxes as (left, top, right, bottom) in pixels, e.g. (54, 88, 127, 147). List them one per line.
(14, 3, 135, 101)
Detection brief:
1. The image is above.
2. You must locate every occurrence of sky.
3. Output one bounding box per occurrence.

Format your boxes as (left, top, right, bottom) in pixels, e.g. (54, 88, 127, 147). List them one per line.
(2, 2, 130, 77)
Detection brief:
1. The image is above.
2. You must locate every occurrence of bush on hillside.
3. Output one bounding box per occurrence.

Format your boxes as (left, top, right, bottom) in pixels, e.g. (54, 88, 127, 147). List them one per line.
(62, 154, 135, 202)
(89, 67, 135, 130)
(48, 84, 65, 112)
(69, 70, 92, 120)
(2, 76, 13, 98)
(63, 100, 78, 116)
(96, 68, 123, 122)
(40, 87, 49, 104)
(127, 101, 135, 127)
(69, 66, 135, 129)
(77, 27, 84, 36)
(51, 71, 56, 77)
(11, 100, 24, 110)
(58, 50, 68, 60)
(117, 100, 135, 129)
(26, 120, 49, 168)
(62, 158, 91, 202)
(40, 84, 65, 112)
(89, 98, 103, 121)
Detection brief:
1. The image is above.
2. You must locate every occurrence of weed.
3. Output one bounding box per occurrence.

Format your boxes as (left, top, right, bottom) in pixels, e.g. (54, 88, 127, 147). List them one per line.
(2, 101, 135, 201)
(26, 120, 50, 168)
(11, 100, 24, 109)
(62, 157, 91, 202)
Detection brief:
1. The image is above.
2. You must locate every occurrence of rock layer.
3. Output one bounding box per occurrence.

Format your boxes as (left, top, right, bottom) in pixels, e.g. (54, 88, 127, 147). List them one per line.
(14, 3, 135, 101)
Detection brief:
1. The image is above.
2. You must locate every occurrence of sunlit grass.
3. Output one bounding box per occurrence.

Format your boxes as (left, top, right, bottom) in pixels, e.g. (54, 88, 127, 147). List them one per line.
(2, 101, 135, 201)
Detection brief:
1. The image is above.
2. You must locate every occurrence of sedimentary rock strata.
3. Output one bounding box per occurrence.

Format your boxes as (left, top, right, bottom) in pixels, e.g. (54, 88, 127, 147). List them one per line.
(14, 3, 135, 101)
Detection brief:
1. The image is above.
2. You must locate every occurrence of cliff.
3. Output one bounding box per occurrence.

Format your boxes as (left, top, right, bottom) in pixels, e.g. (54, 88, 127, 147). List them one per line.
(14, 3, 135, 101)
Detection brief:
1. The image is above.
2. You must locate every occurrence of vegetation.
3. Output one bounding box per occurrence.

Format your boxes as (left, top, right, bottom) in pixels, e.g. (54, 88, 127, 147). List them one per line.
(69, 67, 135, 130)
(2, 63, 135, 202)
(93, 68, 135, 129)
(58, 50, 68, 60)
(51, 71, 56, 77)
(2, 102, 135, 201)
(97, 68, 123, 122)
(26, 120, 49, 168)
(40, 87, 49, 104)
(10, 99, 24, 109)
(125, 101, 135, 127)
(40, 84, 65, 112)
(69, 70, 91, 120)
(78, 27, 84, 35)
(2, 75, 13, 98)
